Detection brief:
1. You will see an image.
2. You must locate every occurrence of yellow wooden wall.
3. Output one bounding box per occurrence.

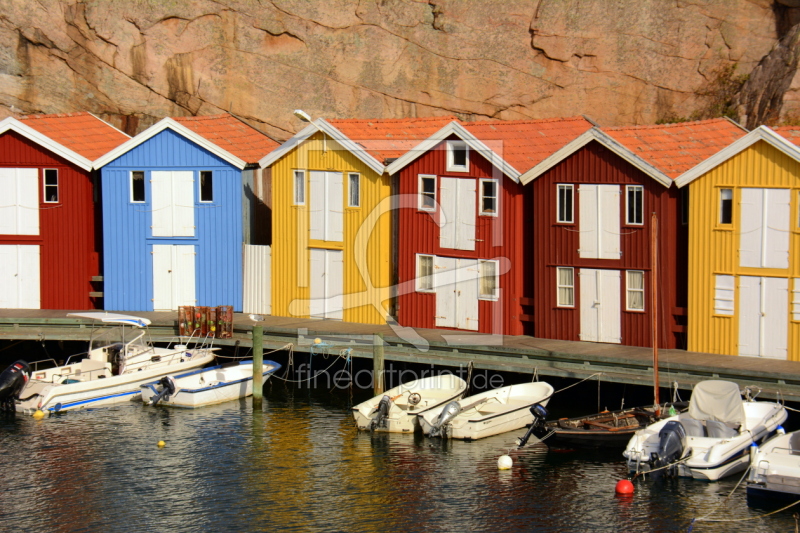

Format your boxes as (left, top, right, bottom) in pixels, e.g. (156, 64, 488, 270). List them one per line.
(686, 140, 800, 359)
(269, 131, 391, 325)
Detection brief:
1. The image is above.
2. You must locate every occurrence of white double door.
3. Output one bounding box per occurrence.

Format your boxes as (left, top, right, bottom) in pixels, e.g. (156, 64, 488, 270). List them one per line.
(152, 245, 196, 311)
(310, 248, 343, 320)
(738, 276, 788, 359)
(439, 177, 476, 250)
(434, 257, 479, 331)
(0, 245, 40, 309)
(579, 268, 621, 344)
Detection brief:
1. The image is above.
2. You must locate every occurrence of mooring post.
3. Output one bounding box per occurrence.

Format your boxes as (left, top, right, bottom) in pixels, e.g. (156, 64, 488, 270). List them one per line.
(252, 325, 263, 409)
(373, 333, 385, 396)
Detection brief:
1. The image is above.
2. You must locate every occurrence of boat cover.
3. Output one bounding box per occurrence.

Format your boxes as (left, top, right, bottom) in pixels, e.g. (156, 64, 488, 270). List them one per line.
(687, 380, 745, 427)
(67, 312, 151, 328)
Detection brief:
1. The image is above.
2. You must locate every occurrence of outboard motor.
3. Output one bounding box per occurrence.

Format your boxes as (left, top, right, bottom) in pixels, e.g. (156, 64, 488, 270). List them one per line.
(0, 360, 31, 412)
(429, 400, 462, 438)
(517, 403, 549, 448)
(149, 376, 177, 406)
(369, 395, 392, 431)
(650, 420, 687, 478)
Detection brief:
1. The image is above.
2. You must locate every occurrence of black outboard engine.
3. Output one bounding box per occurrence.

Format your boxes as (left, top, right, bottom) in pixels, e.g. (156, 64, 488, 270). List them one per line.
(0, 360, 31, 412)
(429, 400, 462, 438)
(149, 376, 177, 406)
(369, 395, 392, 431)
(650, 420, 687, 478)
(517, 403, 549, 448)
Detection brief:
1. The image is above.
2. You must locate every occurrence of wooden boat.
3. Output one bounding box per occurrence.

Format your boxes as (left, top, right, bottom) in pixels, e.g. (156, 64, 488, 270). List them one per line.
(747, 429, 800, 502)
(140, 360, 281, 408)
(417, 381, 554, 441)
(352, 374, 467, 433)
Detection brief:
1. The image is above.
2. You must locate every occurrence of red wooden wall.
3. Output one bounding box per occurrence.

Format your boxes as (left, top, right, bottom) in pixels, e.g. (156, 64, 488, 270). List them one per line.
(0, 131, 99, 309)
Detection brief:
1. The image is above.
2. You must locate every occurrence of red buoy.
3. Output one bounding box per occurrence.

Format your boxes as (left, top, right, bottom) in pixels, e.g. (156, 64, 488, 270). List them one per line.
(615, 479, 634, 494)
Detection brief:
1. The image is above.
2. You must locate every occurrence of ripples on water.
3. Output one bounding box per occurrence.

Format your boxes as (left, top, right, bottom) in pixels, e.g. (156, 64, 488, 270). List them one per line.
(0, 383, 795, 533)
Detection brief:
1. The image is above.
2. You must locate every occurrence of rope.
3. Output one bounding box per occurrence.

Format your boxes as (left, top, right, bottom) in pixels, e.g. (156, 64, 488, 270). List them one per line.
(272, 345, 351, 384)
(631, 453, 693, 480)
(689, 498, 800, 527)
(552, 372, 604, 395)
(214, 343, 292, 359)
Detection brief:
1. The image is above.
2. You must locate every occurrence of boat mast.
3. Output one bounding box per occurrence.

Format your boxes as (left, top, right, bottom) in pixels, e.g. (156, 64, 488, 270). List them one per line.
(651, 211, 660, 414)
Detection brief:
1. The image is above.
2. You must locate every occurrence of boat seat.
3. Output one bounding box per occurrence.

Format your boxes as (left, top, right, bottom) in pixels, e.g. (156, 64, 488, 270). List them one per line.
(706, 419, 738, 439)
(678, 415, 706, 437)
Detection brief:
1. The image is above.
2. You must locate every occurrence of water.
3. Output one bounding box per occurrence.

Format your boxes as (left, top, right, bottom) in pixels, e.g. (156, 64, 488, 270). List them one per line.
(0, 382, 796, 532)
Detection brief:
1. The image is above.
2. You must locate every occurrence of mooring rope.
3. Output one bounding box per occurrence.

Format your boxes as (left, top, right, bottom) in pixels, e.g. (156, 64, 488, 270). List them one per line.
(272, 346, 351, 384)
(552, 372, 604, 395)
(689, 498, 800, 528)
(214, 343, 293, 359)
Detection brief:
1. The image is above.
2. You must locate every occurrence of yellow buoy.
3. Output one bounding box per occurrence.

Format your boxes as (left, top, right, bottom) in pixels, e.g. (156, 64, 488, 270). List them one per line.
(157, 440, 166, 448)
(497, 455, 513, 470)
(32, 410, 45, 420)
(314, 338, 321, 344)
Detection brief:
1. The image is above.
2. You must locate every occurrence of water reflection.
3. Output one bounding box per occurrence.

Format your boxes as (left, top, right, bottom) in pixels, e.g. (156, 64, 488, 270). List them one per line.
(0, 384, 794, 532)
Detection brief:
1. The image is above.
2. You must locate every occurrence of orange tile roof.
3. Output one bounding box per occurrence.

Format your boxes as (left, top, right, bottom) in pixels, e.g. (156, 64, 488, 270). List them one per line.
(19, 112, 130, 161)
(462, 116, 594, 173)
(173, 114, 279, 164)
(771, 126, 800, 146)
(328, 116, 458, 162)
(603, 119, 747, 179)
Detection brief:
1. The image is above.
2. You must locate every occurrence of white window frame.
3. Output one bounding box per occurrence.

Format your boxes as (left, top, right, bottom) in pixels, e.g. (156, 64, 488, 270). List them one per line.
(446, 140, 469, 172)
(792, 278, 800, 322)
(719, 188, 733, 225)
(479, 178, 499, 216)
(199, 170, 213, 203)
(416, 254, 435, 292)
(130, 170, 145, 203)
(348, 172, 360, 208)
(626, 270, 645, 311)
(293, 170, 305, 206)
(478, 259, 499, 300)
(419, 174, 437, 211)
(557, 184, 574, 223)
(626, 185, 644, 225)
(556, 267, 575, 308)
(43, 168, 59, 203)
(714, 274, 735, 316)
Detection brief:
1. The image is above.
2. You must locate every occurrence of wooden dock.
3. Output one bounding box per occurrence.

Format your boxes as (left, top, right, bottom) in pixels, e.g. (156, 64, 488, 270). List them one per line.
(1, 309, 799, 401)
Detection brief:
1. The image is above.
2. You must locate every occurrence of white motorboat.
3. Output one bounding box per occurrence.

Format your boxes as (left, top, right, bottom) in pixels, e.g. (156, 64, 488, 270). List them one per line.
(746, 428, 800, 502)
(417, 381, 554, 441)
(16, 312, 216, 414)
(352, 374, 467, 433)
(140, 360, 281, 408)
(623, 380, 787, 481)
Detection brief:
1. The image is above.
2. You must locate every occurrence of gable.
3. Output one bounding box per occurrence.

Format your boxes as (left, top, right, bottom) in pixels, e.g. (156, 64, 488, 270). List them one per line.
(691, 139, 800, 189)
(0, 130, 88, 171)
(102, 129, 238, 170)
(277, 131, 384, 181)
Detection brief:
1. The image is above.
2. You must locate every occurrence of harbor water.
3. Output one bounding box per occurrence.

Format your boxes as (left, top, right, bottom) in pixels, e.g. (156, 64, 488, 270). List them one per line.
(1, 371, 797, 533)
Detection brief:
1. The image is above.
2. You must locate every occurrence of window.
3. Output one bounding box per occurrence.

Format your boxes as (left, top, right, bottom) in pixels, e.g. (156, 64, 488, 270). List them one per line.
(557, 184, 573, 223)
(556, 267, 574, 307)
(293, 170, 305, 205)
(416, 254, 435, 292)
(43, 169, 58, 203)
(626, 270, 645, 311)
(446, 140, 468, 172)
(719, 188, 733, 224)
(479, 260, 499, 300)
(419, 174, 436, 211)
(480, 179, 498, 215)
(681, 188, 689, 225)
(199, 171, 213, 202)
(131, 171, 145, 203)
(626, 185, 644, 225)
(348, 173, 360, 207)
(714, 274, 735, 316)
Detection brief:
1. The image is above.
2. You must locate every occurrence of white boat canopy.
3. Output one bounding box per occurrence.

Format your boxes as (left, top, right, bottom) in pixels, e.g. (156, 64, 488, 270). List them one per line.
(67, 312, 152, 328)
(687, 380, 746, 427)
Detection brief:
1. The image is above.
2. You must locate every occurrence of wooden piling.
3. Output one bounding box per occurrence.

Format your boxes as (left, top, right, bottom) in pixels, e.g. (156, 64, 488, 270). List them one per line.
(373, 333, 385, 395)
(252, 325, 263, 409)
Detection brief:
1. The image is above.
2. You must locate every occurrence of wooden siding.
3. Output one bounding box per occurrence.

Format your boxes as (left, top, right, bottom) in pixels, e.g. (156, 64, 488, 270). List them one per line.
(528, 141, 686, 348)
(686, 140, 800, 360)
(270, 131, 391, 325)
(0, 130, 99, 309)
(395, 137, 525, 335)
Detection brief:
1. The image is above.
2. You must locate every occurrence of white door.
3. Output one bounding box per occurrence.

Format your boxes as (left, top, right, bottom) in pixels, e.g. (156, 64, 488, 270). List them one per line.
(579, 269, 621, 343)
(434, 256, 479, 330)
(439, 178, 476, 251)
(0, 245, 40, 308)
(309, 248, 343, 319)
(739, 276, 788, 359)
(152, 245, 196, 311)
(0, 168, 39, 235)
(739, 188, 790, 269)
(309, 171, 343, 242)
(579, 184, 620, 259)
(151, 171, 195, 237)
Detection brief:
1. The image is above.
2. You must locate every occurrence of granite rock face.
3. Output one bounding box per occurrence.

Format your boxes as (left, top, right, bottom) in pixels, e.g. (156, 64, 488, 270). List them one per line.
(0, 0, 796, 139)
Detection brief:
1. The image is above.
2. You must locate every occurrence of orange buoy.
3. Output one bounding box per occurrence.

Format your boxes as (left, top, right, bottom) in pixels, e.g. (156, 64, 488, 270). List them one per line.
(615, 479, 634, 494)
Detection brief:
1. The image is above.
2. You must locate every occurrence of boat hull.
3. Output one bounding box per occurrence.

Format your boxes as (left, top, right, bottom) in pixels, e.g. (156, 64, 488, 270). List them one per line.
(746, 431, 800, 501)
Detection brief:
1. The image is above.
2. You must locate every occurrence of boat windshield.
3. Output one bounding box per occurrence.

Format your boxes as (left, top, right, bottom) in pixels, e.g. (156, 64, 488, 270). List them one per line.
(89, 325, 150, 355)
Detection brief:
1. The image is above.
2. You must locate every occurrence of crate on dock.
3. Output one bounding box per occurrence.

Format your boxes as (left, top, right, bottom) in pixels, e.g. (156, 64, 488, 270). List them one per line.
(178, 305, 233, 339)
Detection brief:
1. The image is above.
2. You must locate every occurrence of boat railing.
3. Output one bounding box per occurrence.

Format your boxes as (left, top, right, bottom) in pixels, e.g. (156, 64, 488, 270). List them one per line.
(26, 358, 63, 373)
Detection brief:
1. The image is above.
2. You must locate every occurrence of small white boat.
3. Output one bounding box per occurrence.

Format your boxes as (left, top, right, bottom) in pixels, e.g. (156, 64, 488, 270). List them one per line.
(140, 360, 281, 408)
(417, 382, 554, 441)
(15, 312, 216, 414)
(747, 428, 800, 502)
(623, 380, 787, 481)
(352, 374, 467, 433)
